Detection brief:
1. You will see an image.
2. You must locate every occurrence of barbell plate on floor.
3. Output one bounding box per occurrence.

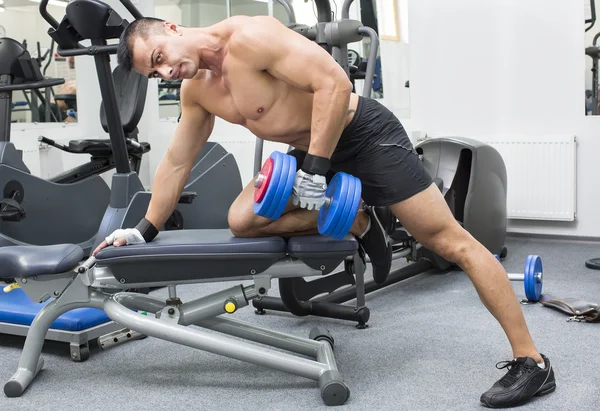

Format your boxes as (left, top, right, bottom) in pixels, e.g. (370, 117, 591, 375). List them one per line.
(331, 174, 362, 240)
(253, 151, 296, 220)
(318, 172, 361, 240)
(524, 255, 543, 301)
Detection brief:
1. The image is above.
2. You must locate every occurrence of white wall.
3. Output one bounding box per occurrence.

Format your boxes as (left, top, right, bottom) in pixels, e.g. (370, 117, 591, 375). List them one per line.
(376, 0, 411, 119)
(407, 0, 600, 238)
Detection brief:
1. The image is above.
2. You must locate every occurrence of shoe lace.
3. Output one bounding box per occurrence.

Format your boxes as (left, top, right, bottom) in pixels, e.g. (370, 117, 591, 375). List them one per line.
(495, 359, 532, 387)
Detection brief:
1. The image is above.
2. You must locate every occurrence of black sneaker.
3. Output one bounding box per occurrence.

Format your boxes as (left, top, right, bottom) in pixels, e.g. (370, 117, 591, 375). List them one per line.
(480, 354, 556, 408)
(356, 206, 393, 284)
(373, 206, 397, 235)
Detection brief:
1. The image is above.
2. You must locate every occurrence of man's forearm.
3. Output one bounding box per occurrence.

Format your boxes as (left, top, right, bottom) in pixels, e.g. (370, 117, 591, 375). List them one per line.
(307, 83, 352, 160)
(144, 153, 191, 229)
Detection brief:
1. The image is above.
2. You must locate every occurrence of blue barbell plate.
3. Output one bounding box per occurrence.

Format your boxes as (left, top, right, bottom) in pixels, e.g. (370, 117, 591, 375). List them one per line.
(318, 172, 362, 239)
(524, 255, 543, 301)
(253, 151, 296, 220)
(331, 174, 362, 240)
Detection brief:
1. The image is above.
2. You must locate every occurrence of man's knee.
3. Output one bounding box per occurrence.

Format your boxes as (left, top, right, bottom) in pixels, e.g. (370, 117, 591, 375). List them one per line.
(228, 204, 257, 238)
(424, 225, 478, 265)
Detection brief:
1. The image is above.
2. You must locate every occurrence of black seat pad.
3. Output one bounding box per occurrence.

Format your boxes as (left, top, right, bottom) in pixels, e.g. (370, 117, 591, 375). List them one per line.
(0, 244, 83, 279)
(95, 230, 288, 284)
(69, 139, 113, 156)
(68, 139, 151, 157)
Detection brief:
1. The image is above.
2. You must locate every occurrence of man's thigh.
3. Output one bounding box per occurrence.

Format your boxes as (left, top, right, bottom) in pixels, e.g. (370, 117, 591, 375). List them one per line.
(389, 183, 467, 254)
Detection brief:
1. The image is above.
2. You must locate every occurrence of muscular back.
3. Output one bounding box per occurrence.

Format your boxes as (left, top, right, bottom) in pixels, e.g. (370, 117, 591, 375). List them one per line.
(180, 16, 358, 151)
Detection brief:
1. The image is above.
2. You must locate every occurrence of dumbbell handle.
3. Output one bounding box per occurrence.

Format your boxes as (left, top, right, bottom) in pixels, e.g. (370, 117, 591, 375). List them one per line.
(254, 173, 266, 188)
(255, 172, 333, 207)
(507, 272, 542, 283)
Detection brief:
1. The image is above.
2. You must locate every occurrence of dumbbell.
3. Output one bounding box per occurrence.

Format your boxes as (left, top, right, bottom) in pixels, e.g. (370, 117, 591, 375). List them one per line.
(253, 151, 362, 240)
(494, 254, 543, 302)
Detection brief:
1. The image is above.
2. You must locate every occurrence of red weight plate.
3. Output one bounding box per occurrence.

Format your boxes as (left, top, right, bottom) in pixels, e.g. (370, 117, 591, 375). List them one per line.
(254, 157, 274, 202)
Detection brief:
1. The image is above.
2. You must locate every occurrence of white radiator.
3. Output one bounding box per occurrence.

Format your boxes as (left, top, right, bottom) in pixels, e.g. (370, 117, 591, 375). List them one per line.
(485, 136, 577, 221)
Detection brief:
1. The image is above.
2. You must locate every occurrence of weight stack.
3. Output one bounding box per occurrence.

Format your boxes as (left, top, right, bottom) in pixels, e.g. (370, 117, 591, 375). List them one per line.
(415, 137, 507, 269)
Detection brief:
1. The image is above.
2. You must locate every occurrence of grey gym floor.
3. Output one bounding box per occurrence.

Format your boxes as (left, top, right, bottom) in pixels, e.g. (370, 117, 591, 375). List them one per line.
(0, 235, 598, 411)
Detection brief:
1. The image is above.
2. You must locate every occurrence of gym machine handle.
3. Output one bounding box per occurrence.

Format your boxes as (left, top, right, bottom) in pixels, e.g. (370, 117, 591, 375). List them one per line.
(38, 136, 71, 152)
(126, 138, 142, 149)
(0, 77, 64, 92)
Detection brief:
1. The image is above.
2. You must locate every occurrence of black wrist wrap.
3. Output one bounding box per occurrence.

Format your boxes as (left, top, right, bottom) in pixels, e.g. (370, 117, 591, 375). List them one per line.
(301, 153, 331, 175)
(135, 218, 159, 242)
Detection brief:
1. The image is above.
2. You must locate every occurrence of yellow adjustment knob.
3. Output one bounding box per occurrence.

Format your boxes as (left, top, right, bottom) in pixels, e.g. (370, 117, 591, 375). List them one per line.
(224, 299, 237, 314)
(3, 282, 20, 293)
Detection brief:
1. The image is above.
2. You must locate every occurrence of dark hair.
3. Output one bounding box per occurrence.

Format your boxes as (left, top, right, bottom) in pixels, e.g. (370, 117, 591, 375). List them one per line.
(118, 17, 166, 71)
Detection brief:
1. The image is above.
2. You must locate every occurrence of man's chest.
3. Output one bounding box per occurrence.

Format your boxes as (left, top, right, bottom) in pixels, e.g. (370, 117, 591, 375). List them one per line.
(202, 62, 281, 123)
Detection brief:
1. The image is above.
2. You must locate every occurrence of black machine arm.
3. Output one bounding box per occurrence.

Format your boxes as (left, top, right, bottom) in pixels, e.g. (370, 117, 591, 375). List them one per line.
(0, 77, 64, 92)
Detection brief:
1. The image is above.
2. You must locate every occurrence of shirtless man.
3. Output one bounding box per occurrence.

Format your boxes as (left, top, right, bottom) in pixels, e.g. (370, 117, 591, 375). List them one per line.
(94, 15, 556, 408)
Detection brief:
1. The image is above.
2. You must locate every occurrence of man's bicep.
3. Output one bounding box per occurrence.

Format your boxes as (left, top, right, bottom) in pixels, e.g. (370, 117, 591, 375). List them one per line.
(238, 17, 350, 91)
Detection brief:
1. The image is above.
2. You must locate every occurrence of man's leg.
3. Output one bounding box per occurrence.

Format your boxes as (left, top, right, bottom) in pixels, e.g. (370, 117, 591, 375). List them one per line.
(390, 183, 555, 407)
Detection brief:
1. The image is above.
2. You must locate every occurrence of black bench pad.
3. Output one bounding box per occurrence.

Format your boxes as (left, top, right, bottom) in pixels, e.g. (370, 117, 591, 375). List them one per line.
(286, 234, 358, 274)
(0, 244, 83, 279)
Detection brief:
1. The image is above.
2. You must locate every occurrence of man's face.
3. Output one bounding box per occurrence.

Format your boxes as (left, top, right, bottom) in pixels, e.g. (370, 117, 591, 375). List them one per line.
(131, 22, 198, 81)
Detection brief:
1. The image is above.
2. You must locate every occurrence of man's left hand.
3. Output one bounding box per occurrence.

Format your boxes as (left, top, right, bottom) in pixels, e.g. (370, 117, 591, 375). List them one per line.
(291, 169, 328, 210)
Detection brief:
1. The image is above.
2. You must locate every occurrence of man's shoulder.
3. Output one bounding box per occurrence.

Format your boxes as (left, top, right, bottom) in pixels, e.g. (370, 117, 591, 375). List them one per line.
(180, 71, 210, 106)
(228, 15, 280, 46)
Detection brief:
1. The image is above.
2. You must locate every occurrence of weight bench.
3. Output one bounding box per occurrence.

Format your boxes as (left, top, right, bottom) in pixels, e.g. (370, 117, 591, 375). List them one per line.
(0, 229, 365, 406)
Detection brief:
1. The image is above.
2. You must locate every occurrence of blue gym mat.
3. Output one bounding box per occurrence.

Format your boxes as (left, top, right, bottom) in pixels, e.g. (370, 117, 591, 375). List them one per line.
(0, 288, 111, 331)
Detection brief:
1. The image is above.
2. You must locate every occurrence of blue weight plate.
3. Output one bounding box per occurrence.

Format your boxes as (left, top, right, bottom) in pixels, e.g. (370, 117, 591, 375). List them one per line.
(253, 151, 284, 218)
(342, 176, 362, 239)
(318, 172, 350, 237)
(524, 255, 543, 301)
(332, 174, 362, 240)
(269, 153, 296, 220)
(328, 173, 356, 240)
(264, 151, 293, 220)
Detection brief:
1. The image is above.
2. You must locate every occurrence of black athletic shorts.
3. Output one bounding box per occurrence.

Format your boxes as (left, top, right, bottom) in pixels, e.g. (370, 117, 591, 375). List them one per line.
(289, 96, 433, 207)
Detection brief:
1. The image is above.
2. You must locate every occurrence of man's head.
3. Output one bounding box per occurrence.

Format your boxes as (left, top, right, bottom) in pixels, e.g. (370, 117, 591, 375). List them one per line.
(118, 17, 199, 80)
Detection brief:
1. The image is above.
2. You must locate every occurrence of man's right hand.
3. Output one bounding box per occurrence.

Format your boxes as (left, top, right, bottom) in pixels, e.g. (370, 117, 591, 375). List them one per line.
(92, 228, 146, 256)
